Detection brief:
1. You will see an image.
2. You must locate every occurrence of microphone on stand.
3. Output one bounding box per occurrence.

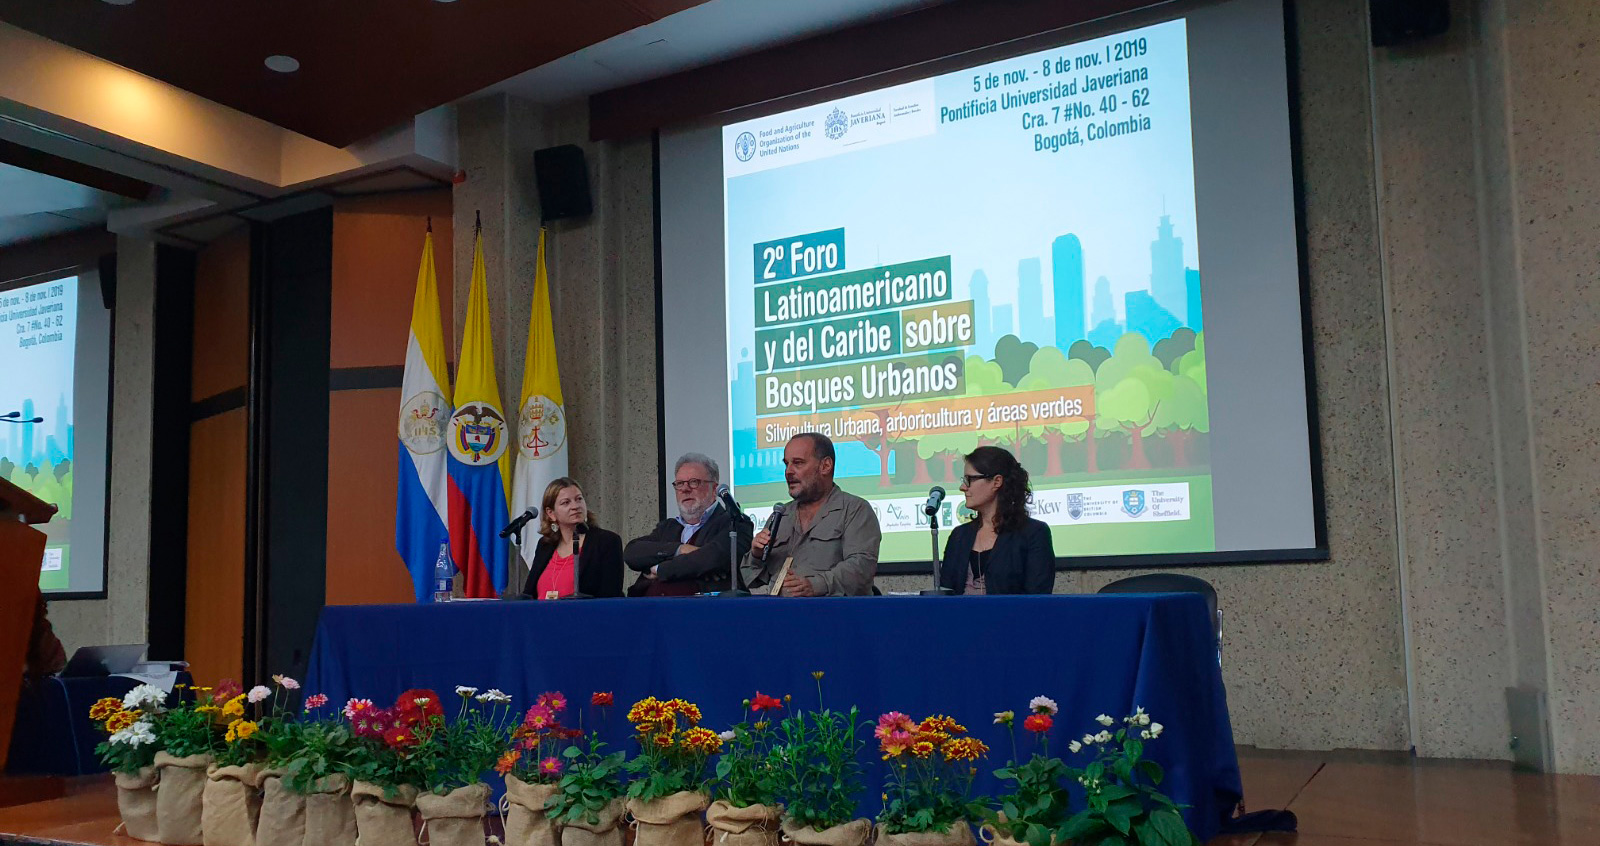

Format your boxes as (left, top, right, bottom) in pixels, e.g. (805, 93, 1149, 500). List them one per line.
(920, 486, 952, 596)
(716, 484, 745, 517)
(923, 486, 947, 516)
(566, 523, 591, 599)
(715, 485, 751, 597)
(499, 509, 538, 540)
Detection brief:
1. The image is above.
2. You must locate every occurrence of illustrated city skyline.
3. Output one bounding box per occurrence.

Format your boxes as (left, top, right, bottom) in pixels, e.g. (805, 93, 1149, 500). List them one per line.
(0, 394, 74, 469)
(729, 211, 1203, 483)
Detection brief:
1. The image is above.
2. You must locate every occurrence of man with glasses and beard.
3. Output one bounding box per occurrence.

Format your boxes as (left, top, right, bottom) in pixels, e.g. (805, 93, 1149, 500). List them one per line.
(624, 453, 754, 596)
(743, 432, 881, 596)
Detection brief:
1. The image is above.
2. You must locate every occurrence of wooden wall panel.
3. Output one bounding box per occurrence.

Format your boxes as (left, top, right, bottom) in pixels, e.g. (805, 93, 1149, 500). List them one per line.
(184, 408, 246, 684)
(325, 389, 415, 605)
(330, 191, 454, 370)
(190, 225, 250, 401)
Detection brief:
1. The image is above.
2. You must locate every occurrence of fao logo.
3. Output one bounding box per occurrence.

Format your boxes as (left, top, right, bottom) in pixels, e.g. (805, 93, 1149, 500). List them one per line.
(825, 108, 849, 140)
(734, 131, 756, 162)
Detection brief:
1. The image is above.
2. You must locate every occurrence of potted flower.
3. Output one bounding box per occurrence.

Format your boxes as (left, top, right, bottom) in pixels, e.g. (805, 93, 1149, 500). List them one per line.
(547, 694, 629, 846)
(707, 693, 788, 846)
(769, 672, 871, 846)
(623, 696, 721, 846)
(409, 686, 514, 846)
(202, 678, 268, 846)
(499, 690, 584, 846)
(1054, 709, 1198, 846)
(91, 684, 166, 842)
(875, 712, 988, 846)
(981, 698, 1071, 846)
(346, 694, 433, 846)
(257, 675, 360, 846)
(153, 682, 225, 845)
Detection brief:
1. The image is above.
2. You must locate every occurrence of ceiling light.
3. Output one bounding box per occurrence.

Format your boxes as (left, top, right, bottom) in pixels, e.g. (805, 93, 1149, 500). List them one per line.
(100, 0, 137, 5)
(264, 55, 300, 73)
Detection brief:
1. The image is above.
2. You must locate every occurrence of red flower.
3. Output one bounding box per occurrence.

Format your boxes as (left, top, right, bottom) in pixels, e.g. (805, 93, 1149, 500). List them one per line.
(304, 693, 329, 710)
(395, 689, 442, 726)
(1023, 713, 1053, 734)
(537, 691, 569, 713)
(750, 692, 784, 713)
(214, 679, 243, 702)
(384, 726, 417, 750)
(591, 692, 614, 707)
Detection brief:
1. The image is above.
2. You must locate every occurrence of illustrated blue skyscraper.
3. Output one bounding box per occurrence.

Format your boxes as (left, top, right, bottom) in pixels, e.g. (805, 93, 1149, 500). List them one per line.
(1052, 234, 1085, 349)
(20, 398, 34, 466)
(1185, 268, 1203, 332)
(992, 304, 1015, 339)
(1091, 276, 1115, 329)
(1150, 214, 1187, 325)
(1017, 258, 1046, 345)
(1125, 291, 1181, 345)
(969, 270, 992, 354)
(54, 394, 69, 458)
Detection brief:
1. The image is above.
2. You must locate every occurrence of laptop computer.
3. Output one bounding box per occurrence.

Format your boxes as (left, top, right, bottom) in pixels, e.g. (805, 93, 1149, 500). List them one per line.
(61, 644, 148, 677)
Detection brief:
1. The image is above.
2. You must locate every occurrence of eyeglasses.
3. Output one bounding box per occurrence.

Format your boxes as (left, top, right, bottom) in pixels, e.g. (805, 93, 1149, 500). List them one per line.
(671, 479, 713, 492)
(960, 473, 997, 487)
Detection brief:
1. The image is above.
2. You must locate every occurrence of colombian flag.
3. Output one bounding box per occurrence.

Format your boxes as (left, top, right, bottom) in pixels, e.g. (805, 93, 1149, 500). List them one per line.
(446, 231, 512, 597)
(395, 229, 452, 602)
(510, 230, 568, 569)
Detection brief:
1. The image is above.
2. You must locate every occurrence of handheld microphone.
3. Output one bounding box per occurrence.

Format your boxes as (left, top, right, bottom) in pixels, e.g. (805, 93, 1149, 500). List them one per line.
(716, 484, 745, 517)
(499, 509, 537, 539)
(758, 503, 785, 561)
(923, 486, 946, 516)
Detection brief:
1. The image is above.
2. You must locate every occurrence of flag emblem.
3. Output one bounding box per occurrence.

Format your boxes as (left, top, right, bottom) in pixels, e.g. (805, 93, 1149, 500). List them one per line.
(449, 402, 508, 464)
(518, 394, 566, 460)
(399, 391, 449, 455)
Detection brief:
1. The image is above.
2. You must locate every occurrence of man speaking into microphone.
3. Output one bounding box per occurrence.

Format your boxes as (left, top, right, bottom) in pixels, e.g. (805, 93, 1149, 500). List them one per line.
(743, 433, 881, 596)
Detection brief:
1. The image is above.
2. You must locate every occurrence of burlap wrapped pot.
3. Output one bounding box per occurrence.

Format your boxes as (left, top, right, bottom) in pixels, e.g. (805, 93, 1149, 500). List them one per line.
(202, 763, 263, 846)
(415, 782, 490, 846)
(503, 776, 559, 846)
(254, 769, 305, 846)
(780, 818, 872, 846)
(302, 774, 357, 846)
(351, 780, 420, 846)
(114, 766, 161, 842)
(706, 801, 781, 846)
(627, 792, 708, 846)
(874, 822, 977, 846)
(560, 797, 626, 846)
(154, 751, 212, 845)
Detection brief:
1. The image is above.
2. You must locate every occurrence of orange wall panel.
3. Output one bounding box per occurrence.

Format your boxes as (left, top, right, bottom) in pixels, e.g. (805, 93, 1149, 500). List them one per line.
(325, 389, 415, 606)
(330, 191, 454, 370)
(191, 226, 251, 401)
(185, 408, 247, 685)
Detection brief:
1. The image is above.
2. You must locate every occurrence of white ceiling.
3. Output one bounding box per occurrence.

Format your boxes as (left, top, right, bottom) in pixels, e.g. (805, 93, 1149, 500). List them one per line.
(0, 161, 134, 248)
(488, 0, 947, 104)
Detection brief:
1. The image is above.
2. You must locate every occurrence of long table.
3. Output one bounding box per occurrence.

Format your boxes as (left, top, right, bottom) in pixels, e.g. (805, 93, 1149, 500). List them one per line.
(306, 594, 1241, 840)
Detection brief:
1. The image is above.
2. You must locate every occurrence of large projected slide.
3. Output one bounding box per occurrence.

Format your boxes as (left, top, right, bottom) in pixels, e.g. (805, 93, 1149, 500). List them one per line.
(723, 20, 1212, 561)
(0, 272, 109, 593)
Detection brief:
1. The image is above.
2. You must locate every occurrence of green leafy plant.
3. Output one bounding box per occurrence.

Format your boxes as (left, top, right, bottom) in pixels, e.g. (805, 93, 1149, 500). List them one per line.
(548, 733, 629, 825)
(768, 672, 865, 831)
(622, 696, 722, 801)
(400, 687, 516, 794)
(497, 690, 583, 785)
(713, 692, 788, 808)
(89, 685, 166, 774)
(875, 713, 988, 834)
(1056, 708, 1198, 846)
(983, 701, 1072, 846)
(155, 683, 224, 758)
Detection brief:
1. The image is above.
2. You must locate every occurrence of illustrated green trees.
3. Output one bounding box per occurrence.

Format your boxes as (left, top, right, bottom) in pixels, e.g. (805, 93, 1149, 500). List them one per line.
(1017, 347, 1095, 477)
(1096, 333, 1174, 470)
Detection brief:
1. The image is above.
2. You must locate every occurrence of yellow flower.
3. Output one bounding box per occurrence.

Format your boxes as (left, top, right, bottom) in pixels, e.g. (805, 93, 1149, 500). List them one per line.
(197, 704, 220, 715)
(653, 733, 675, 750)
(90, 697, 123, 722)
(912, 741, 935, 759)
(105, 710, 138, 733)
(683, 727, 723, 754)
(221, 697, 246, 720)
(232, 721, 258, 741)
(941, 737, 990, 762)
(225, 724, 237, 743)
(811, 671, 824, 680)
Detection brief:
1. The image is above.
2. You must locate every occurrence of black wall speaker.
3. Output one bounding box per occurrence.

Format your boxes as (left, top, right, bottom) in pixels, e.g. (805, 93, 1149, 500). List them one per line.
(1371, 0, 1450, 47)
(97, 252, 117, 310)
(533, 145, 593, 222)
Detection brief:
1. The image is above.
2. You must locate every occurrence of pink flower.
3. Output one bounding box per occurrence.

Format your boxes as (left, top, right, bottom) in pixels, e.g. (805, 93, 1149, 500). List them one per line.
(344, 698, 373, 720)
(271, 674, 300, 691)
(247, 686, 271, 704)
(875, 711, 915, 740)
(522, 704, 554, 731)
(304, 694, 329, 710)
(537, 691, 568, 714)
(539, 757, 562, 776)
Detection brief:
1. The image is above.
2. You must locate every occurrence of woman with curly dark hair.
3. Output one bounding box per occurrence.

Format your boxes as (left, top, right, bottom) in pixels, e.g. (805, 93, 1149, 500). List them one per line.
(938, 445, 1054, 594)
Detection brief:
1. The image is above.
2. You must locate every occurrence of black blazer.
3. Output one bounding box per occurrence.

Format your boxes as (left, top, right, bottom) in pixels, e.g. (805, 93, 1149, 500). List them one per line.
(939, 518, 1055, 595)
(521, 527, 624, 599)
(622, 504, 754, 596)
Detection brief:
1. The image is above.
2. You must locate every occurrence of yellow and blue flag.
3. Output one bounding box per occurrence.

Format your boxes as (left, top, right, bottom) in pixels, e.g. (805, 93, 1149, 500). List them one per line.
(446, 230, 512, 597)
(511, 230, 568, 568)
(395, 229, 453, 602)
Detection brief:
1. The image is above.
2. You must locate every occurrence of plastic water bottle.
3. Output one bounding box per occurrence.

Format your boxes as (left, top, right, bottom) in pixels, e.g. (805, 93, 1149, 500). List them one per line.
(433, 545, 454, 603)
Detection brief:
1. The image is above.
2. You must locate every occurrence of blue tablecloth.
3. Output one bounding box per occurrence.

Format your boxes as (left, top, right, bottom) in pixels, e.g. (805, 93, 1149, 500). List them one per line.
(307, 594, 1240, 840)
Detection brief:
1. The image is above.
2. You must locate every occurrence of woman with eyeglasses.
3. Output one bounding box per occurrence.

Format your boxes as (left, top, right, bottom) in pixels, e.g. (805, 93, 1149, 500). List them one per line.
(520, 477, 624, 599)
(938, 445, 1054, 595)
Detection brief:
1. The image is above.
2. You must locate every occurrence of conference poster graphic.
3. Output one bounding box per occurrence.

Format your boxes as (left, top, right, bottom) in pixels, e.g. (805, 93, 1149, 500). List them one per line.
(723, 19, 1215, 561)
(0, 276, 77, 588)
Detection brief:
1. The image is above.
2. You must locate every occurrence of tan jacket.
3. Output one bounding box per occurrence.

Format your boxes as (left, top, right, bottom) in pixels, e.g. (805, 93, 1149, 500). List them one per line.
(743, 485, 881, 596)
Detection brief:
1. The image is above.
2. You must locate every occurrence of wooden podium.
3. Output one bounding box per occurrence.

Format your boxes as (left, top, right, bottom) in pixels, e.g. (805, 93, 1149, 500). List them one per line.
(0, 476, 57, 775)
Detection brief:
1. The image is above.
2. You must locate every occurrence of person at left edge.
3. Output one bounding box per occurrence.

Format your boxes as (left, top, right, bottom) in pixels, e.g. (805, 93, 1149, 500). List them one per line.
(624, 452, 753, 596)
(520, 477, 624, 599)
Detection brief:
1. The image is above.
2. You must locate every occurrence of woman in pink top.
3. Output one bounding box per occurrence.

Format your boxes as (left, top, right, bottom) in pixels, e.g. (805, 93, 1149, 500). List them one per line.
(520, 477, 623, 599)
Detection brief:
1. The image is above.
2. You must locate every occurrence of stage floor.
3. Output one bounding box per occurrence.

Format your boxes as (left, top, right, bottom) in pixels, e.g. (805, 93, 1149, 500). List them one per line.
(2, 749, 1598, 845)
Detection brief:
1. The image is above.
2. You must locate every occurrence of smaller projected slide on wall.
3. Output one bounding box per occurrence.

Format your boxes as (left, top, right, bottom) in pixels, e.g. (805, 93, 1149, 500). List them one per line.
(0, 275, 85, 590)
(722, 19, 1213, 562)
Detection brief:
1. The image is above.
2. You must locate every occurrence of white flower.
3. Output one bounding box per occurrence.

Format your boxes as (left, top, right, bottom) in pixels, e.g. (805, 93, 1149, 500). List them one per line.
(1139, 714, 1151, 726)
(247, 685, 271, 704)
(456, 686, 479, 698)
(1094, 730, 1113, 744)
(718, 730, 736, 742)
(344, 698, 373, 719)
(1082, 734, 1098, 746)
(1068, 740, 1082, 754)
(1095, 714, 1114, 727)
(1148, 722, 1163, 738)
(122, 684, 167, 712)
(272, 674, 301, 691)
(110, 719, 157, 747)
(1028, 696, 1058, 716)
(1140, 730, 1151, 739)
(476, 689, 512, 704)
